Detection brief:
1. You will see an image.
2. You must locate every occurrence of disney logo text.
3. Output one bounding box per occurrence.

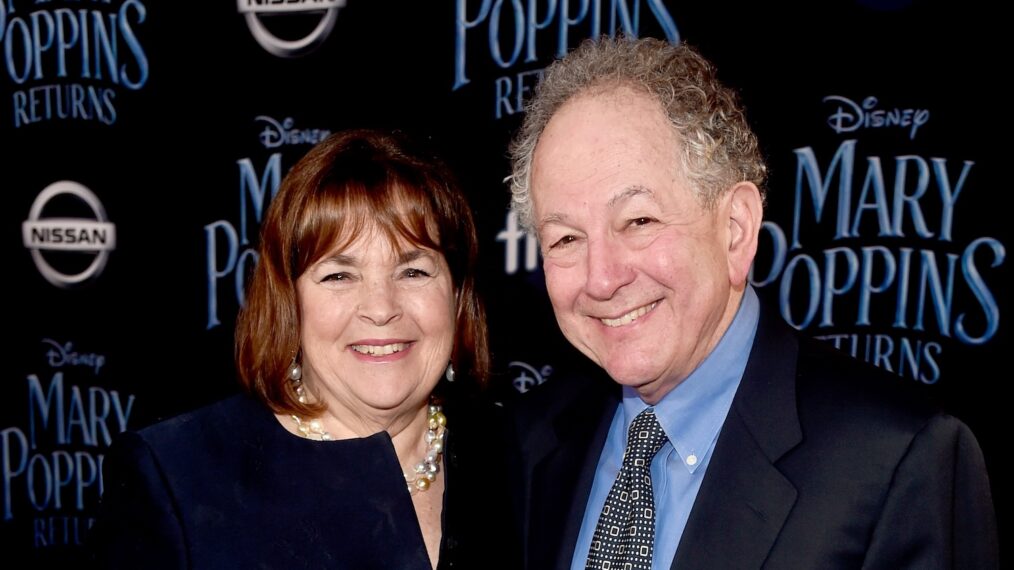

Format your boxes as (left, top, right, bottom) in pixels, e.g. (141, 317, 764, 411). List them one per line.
(42, 339, 105, 375)
(823, 95, 929, 140)
(256, 116, 331, 149)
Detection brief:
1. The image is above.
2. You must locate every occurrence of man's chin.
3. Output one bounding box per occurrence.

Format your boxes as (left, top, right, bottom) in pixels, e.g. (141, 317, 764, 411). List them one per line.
(604, 365, 682, 403)
(604, 366, 656, 387)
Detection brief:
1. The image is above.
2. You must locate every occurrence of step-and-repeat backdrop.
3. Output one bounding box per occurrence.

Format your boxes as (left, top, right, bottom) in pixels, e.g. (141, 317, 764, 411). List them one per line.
(3, 1, 1005, 565)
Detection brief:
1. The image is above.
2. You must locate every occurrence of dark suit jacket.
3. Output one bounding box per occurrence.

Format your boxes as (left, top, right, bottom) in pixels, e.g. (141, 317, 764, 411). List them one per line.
(88, 393, 520, 569)
(508, 308, 999, 569)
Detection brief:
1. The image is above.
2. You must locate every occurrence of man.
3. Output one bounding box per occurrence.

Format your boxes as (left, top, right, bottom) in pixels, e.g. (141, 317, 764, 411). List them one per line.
(506, 37, 998, 569)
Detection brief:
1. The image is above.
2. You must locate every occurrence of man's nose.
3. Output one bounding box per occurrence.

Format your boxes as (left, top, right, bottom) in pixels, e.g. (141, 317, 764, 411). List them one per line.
(583, 238, 634, 301)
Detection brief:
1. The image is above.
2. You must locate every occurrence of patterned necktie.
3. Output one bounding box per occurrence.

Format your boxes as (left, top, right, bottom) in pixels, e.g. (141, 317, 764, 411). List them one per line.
(586, 408, 669, 570)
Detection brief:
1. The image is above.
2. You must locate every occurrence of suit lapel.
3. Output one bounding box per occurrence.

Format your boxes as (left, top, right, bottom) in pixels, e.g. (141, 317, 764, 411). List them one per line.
(672, 308, 803, 570)
(524, 373, 619, 570)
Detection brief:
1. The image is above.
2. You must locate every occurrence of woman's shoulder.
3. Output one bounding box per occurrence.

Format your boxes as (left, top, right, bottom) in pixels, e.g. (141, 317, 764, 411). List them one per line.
(143, 392, 260, 431)
(121, 393, 268, 457)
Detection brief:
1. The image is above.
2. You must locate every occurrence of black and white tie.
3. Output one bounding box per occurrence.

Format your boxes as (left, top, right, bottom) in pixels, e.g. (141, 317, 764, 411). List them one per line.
(586, 408, 669, 570)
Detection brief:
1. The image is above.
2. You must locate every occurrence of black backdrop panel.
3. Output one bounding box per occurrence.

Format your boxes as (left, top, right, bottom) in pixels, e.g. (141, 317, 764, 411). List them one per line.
(3, 1, 1006, 565)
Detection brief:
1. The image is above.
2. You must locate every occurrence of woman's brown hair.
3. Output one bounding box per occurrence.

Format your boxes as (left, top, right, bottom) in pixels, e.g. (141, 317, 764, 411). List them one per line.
(235, 129, 488, 417)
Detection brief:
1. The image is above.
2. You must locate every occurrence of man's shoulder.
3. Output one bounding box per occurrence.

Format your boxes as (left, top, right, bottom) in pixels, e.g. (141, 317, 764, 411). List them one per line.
(751, 305, 941, 432)
(793, 334, 940, 428)
(771, 331, 974, 477)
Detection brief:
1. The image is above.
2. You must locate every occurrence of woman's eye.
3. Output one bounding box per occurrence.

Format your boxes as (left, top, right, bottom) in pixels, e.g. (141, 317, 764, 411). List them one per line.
(321, 272, 352, 282)
(402, 268, 431, 279)
(630, 217, 655, 227)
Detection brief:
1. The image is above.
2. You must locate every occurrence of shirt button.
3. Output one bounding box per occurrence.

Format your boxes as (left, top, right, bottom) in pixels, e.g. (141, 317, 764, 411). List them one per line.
(686, 454, 698, 466)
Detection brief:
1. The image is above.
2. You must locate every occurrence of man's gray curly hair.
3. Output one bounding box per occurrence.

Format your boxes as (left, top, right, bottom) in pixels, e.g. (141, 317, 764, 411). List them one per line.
(509, 36, 767, 232)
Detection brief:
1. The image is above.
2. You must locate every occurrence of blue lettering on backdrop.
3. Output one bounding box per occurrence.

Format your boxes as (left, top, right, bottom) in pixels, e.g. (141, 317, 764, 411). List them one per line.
(1, 0, 149, 127)
(205, 153, 280, 329)
(789, 140, 972, 248)
(824, 95, 930, 140)
(41, 339, 105, 375)
(814, 333, 942, 384)
(205, 117, 331, 329)
(509, 360, 554, 393)
(497, 210, 540, 274)
(751, 134, 1005, 384)
(454, 0, 679, 119)
(256, 115, 331, 149)
(2, 340, 135, 548)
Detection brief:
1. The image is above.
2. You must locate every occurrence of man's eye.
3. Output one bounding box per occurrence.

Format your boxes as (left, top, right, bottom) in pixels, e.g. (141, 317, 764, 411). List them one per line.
(549, 235, 577, 250)
(630, 217, 656, 227)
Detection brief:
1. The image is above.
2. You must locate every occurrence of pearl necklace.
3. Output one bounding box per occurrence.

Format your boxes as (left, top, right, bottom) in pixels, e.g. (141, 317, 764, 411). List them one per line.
(290, 382, 447, 495)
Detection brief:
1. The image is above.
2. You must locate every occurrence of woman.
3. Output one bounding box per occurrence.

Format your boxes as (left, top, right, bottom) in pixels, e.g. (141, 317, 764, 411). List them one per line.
(89, 129, 518, 569)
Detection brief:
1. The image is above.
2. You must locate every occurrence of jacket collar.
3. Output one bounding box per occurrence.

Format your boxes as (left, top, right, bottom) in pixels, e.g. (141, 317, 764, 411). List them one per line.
(671, 304, 803, 569)
(522, 304, 804, 570)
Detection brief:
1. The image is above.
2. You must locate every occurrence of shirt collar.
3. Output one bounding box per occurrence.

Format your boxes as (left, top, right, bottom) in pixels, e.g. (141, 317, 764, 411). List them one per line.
(620, 287, 760, 473)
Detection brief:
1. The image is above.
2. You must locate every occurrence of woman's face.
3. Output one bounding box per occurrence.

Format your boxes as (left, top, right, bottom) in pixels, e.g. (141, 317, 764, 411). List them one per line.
(296, 229, 456, 418)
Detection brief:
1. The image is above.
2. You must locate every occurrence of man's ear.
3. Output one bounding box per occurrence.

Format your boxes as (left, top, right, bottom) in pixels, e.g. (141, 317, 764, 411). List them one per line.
(724, 181, 763, 288)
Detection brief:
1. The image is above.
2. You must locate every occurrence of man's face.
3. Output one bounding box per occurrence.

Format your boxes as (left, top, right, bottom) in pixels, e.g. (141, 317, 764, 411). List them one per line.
(531, 87, 743, 403)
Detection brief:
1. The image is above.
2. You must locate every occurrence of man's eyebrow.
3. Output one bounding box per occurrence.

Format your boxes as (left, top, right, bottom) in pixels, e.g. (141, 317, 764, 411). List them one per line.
(536, 213, 568, 233)
(607, 186, 655, 208)
(536, 186, 657, 232)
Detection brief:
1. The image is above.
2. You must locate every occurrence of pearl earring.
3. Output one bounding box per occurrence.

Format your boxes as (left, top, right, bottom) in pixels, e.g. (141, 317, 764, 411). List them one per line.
(289, 361, 302, 381)
(444, 363, 455, 382)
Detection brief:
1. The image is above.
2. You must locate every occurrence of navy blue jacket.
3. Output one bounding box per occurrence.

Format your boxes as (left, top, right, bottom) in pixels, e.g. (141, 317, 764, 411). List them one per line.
(89, 393, 519, 569)
(508, 307, 999, 569)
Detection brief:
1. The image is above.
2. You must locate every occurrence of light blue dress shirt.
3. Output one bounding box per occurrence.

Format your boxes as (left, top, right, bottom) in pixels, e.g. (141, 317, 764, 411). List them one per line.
(571, 287, 760, 570)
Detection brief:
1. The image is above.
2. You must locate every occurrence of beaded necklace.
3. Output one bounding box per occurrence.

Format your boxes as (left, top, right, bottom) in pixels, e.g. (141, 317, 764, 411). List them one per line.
(290, 381, 447, 495)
